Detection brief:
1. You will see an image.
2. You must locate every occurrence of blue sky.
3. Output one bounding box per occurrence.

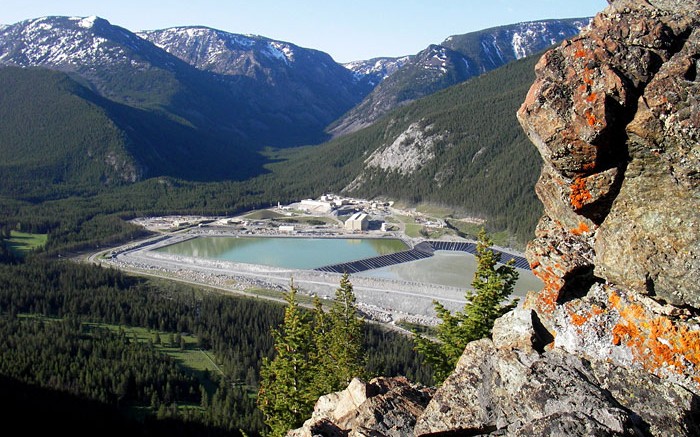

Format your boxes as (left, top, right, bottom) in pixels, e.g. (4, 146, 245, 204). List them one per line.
(1, 0, 608, 63)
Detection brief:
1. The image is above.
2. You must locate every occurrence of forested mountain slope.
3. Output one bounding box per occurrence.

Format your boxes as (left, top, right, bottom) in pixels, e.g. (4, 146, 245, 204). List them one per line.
(0, 16, 369, 186)
(0, 67, 267, 196)
(268, 53, 543, 244)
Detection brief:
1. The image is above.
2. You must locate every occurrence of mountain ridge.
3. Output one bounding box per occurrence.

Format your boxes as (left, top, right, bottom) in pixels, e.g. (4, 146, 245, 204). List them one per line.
(329, 18, 590, 137)
(0, 16, 367, 152)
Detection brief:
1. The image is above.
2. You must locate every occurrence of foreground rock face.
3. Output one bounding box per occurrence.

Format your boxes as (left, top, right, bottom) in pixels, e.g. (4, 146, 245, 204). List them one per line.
(415, 308, 699, 436)
(518, 0, 700, 395)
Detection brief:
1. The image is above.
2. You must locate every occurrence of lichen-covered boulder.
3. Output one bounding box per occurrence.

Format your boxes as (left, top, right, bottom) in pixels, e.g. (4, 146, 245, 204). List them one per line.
(595, 26, 700, 307)
(414, 334, 699, 436)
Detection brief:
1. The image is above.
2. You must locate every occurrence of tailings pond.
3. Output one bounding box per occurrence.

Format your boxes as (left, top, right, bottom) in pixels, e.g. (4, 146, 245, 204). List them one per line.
(154, 236, 542, 297)
(155, 236, 409, 270)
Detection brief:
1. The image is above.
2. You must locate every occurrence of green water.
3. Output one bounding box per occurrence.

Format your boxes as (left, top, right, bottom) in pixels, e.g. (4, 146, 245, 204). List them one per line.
(156, 236, 408, 269)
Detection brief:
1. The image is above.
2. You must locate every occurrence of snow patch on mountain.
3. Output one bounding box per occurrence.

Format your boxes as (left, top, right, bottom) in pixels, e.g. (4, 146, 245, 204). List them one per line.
(77, 15, 98, 29)
(137, 26, 302, 74)
(422, 47, 451, 73)
(0, 16, 131, 67)
(266, 41, 294, 63)
(509, 20, 591, 59)
(343, 56, 411, 85)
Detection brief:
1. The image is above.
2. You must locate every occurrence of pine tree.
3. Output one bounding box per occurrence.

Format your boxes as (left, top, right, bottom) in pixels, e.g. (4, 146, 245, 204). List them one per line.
(324, 273, 366, 389)
(257, 283, 315, 436)
(309, 295, 335, 395)
(414, 230, 519, 383)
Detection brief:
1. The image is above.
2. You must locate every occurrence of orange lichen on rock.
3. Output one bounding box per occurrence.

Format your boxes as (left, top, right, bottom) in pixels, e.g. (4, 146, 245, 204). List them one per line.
(531, 265, 564, 313)
(582, 161, 596, 171)
(570, 177, 592, 209)
(569, 309, 589, 327)
(584, 108, 598, 126)
(570, 221, 591, 236)
(585, 92, 598, 103)
(568, 303, 605, 329)
(582, 66, 594, 86)
(609, 291, 700, 384)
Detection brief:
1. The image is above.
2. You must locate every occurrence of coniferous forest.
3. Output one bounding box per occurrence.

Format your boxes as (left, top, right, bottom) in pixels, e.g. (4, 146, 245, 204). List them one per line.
(0, 256, 432, 435)
(0, 258, 431, 435)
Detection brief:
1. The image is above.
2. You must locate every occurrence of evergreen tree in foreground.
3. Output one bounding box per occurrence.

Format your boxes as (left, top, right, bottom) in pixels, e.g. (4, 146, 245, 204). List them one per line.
(414, 230, 519, 383)
(258, 274, 368, 435)
(257, 283, 315, 436)
(317, 273, 366, 392)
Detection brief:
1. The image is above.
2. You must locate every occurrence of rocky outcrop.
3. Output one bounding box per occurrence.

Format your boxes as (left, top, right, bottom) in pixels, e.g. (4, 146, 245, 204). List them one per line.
(517, 0, 700, 396)
(288, 377, 433, 437)
(414, 308, 699, 436)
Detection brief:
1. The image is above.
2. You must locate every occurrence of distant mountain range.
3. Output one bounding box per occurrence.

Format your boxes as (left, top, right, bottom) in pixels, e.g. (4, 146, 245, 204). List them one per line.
(0, 16, 367, 149)
(0, 15, 588, 196)
(329, 18, 589, 136)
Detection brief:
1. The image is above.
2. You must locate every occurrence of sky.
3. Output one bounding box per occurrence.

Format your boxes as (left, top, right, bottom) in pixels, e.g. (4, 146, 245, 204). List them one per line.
(1, 0, 608, 63)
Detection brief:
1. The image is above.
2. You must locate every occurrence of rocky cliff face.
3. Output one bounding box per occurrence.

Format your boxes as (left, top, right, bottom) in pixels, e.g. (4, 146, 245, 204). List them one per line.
(293, 1, 700, 435)
(289, 377, 433, 437)
(517, 0, 700, 396)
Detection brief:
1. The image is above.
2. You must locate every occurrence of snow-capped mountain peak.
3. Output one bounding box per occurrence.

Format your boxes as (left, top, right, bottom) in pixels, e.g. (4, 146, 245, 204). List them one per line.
(330, 17, 589, 137)
(0, 16, 127, 68)
(74, 15, 99, 29)
(136, 26, 306, 75)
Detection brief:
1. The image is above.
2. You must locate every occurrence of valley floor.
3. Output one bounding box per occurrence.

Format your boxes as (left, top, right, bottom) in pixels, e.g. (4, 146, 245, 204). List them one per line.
(90, 198, 539, 326)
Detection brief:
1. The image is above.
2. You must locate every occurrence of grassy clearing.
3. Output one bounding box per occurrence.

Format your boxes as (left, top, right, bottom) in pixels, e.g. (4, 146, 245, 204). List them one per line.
(86, 323, 223, 375)
(16, 313, 62, 323)
(13, 314, 222, 376)
(489, 231, 511, 248)
(404, 224, 423, 238)
(392, 214, 423, 238)
(7, 231, 47, 256)
(446, 219, 481, 239)
(420, 227, 452, 239)
(415, 203, 457, 218)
